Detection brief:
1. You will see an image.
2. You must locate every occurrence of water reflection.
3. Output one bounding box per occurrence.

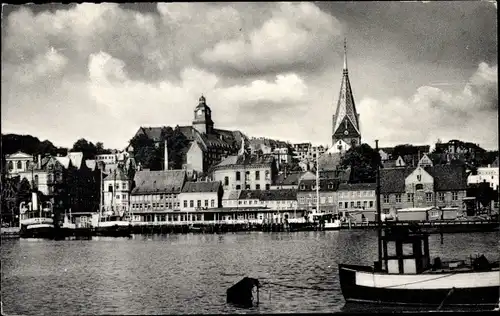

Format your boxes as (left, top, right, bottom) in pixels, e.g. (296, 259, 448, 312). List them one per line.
(2, 231, 497, 315)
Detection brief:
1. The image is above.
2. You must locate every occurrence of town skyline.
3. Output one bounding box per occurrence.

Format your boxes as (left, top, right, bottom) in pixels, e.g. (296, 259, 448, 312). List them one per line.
(1, 2, 498, 150)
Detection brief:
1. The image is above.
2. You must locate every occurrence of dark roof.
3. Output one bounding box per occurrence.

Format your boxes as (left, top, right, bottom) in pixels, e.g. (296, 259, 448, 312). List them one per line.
(132, 170, 186, 194)
(239, 189, 297, 201)
(338, 183, 376, 191)
(103, 168, 129, 181)
(380, 165, 468, 193)
(426, 165, 467, 191)
(298, 179, 340, 191)
(379, 147, 394, 154)
(380, 168, 414, 194)
(213, 153, 274, 170)
(275, 172, 303, 185)
(181, 181, 220, 193)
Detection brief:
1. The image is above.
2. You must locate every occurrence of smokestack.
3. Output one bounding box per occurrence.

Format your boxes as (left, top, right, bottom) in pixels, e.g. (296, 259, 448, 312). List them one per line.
(164, 139, 169, 171)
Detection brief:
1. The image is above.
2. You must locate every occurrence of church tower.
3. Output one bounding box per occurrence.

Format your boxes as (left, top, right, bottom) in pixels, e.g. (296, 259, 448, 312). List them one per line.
(192, 95, 214, 135)
(332, 39, 361, 148)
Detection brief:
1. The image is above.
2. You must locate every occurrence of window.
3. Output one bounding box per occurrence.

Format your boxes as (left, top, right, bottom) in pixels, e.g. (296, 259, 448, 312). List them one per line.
(426, 192, 433, 202)
(115, 184, 119, 190)
(211, 199, 215, 207)
(452, 192, 458, 201)
(224, 177, 229, 186)
(350, 201, 354, 208)
(190, 200, 194, 207)
(344, 202, 348, 208)
(108, 185, 113, 193)
(395, 194, 401, 203)
(245, 184, 250, 190)
(369, 201, 374, 208)
(17, 161, 22, 169)
(383, 195, 389, 203)
(438, 192, 445, 202)
(8, 161, 13, 170)
(255, 171, 260, 180)
(265, 170, 270, 180)
(256, 184, 261, 190)
(415, 184, 424, 190)
(34, 175, 39, 187)
(265, 184, 270, 190)
(204, 200, 208, 207)
(300, 185, 305, 190)
(363, 201, 367, 208)
(407, 193, 414, 202)
(339, 202, 343, 209)
(236, 185, 241, 190)
(122, 183, 127, 190)
(356, 201, 361, 208)
(197, 200, 201, 208)
(236, 172, 241, 181)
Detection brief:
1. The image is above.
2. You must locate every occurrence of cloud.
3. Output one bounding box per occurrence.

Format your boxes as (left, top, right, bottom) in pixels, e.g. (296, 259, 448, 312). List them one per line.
(85, 52, 309, 142)
(359, 62, 498, 149)
(200, 2, 342, 76)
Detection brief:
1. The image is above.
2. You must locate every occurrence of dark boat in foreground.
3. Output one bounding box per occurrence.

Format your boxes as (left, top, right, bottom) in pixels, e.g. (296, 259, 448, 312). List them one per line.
(338, 140, 500, 310)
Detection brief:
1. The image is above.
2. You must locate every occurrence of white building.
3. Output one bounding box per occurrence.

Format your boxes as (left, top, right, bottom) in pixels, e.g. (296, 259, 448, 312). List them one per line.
(103, 168, 131, 215)
(5, 151, 34, 177)
(468, 164, 499, 190)
(178, 181, 222, 211)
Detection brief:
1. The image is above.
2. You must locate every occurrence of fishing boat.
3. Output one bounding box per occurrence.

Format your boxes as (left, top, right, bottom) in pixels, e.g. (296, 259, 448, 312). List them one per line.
(19, 192, 55, 239)
(338, 140, 500, 310)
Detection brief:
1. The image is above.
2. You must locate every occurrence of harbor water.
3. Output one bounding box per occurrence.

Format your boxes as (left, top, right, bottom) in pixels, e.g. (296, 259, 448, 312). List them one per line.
(1, 230, 498, 314)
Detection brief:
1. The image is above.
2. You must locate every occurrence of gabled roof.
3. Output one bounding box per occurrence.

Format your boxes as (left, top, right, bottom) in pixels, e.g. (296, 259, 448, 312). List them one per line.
(5, 151, 33, 159)
(275, 172, 304, 186)
(131, 170, 186, 195)
(55, 156, 71, 169)
(181, 181, 220, 193)
(380, 167, 414, 194)
(492, 156, 499, 168)
(68, 152, 83, 169)
(338, 183, 376, 191)
(104, 168, 129, 181)
(222, 190, 241, 200)
(213, 154, 274, 170)
(426, 165, 467, 191)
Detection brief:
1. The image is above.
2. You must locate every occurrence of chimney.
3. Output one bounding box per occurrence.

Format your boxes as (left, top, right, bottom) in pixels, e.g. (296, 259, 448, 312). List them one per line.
(164, 139, 169, 171)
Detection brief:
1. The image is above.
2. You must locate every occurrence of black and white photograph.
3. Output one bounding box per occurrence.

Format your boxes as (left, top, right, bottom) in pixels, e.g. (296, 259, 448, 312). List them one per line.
(1, 1, 498, 314)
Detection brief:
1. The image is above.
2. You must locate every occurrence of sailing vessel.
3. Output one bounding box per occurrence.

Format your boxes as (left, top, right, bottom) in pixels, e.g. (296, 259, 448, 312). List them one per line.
(93, 168, 132, 237)
(19, 191, 55, 238)
(312, 148, 341, 231)
(338, 140, 500, 310)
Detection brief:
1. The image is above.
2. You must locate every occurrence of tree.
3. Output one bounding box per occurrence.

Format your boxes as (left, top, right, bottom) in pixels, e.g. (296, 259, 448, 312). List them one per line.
(70, 138, 98, 160)
(160, 126, 191, 169)
(95, 142, 112, 155)
(340, 143, 381, 183)
(129, 133, 159, 170)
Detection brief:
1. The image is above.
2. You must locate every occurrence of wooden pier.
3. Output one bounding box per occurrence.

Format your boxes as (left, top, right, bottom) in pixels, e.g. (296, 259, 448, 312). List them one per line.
(339, 219, 499, 233)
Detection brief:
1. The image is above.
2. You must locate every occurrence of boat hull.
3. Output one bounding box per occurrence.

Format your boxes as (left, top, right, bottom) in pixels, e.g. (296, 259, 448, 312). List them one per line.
(339, 264, 500, 309)
(20, 224, 55, 239)
(94, 223, 132, 237)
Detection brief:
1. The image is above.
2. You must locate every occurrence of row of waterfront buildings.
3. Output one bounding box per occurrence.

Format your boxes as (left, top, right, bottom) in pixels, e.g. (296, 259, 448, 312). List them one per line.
(4, 144, 498, 226)
(3, 41, 497, 226)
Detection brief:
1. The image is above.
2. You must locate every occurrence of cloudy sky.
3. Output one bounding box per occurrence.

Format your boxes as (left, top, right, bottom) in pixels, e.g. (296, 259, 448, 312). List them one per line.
(1, 2, 498, 150)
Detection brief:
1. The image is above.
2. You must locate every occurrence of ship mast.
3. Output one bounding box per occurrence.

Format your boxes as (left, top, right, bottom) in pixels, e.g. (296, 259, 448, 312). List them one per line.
(375, 140, 382, 269)
(316, 150, 320, 214)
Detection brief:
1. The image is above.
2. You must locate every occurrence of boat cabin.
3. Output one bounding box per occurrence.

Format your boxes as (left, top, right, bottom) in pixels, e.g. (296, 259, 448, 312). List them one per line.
(381, 226, 431, 274)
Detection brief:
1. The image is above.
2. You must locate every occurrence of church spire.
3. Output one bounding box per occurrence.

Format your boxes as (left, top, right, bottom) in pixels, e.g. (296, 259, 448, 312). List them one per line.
(343, 38, 348, 74)
(332, 38, 361, 147)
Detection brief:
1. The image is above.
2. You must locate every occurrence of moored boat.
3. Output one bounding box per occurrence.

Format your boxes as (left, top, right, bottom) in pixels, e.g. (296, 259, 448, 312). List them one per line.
(338, 140, 500, 310)
(19, 192, 55, 239)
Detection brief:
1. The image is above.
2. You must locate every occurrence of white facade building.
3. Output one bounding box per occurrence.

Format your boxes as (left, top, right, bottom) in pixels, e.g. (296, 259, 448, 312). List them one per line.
(468, 165, 499, 190)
